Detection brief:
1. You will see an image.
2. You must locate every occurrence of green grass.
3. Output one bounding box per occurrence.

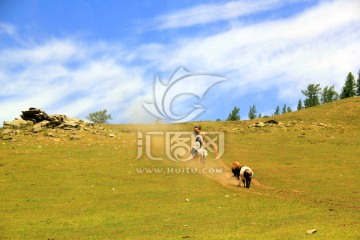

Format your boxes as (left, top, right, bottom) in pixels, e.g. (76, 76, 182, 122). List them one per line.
(1, 97, 360, 239)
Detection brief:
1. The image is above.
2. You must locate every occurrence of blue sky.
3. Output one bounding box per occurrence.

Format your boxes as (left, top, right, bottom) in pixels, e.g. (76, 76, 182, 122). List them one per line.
(1, 0, 359, 124)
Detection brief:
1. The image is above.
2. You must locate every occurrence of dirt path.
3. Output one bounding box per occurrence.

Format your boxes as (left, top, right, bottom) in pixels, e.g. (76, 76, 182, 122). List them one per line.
(185, 157, 299, 199)
(186, 159, 275, 195)
(185, 157, 360, 210)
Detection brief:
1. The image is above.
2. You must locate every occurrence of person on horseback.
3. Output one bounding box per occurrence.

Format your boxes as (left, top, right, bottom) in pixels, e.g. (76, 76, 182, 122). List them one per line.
(194, 125, 205, 143)
(191, 125, 207, 159)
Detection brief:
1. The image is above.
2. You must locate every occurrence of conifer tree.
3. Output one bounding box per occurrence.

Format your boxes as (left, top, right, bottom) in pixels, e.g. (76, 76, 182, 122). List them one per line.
(248, 105, 257, 120)
(297, 99, 304, 110)
(340, 72, 356, 99)
(301, 84, 321, 108)
(227, 107, 240, 121)
(274, 106, 280, 115)
(356, 70, 360, 96)
(321, 85, 339, 103)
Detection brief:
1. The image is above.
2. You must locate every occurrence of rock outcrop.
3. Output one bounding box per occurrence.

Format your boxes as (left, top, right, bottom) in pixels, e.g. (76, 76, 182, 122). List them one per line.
(1, 107, 104, 141)
(3, 108, 91, 131)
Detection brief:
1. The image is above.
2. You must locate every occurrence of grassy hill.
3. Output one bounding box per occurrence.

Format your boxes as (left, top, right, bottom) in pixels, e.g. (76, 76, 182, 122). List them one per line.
(1, 97, 359, 239)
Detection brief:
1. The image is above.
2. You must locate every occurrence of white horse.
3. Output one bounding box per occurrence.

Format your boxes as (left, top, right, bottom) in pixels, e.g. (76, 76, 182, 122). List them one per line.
(192, 141, 208, 166)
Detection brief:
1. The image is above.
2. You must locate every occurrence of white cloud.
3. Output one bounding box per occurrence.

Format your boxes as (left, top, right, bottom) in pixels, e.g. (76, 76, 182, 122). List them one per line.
(1, 39, 80, 65)
(0, 39, 151, 125)
(155, 0, 284, 30)
(141, 0, 360, 103)
(1, 1, 360, 124)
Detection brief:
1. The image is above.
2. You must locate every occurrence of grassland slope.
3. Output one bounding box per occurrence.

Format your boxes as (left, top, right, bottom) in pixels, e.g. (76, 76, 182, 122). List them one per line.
(0, 97, 359, 239)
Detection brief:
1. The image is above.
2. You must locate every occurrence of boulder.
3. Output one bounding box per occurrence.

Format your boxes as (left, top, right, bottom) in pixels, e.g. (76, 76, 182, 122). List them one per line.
(1, 135, 13, 140)
(48, 114, 67, 126)
(21, 107, 48, 123)
(45, 132, 56, 137)
(255, 122, 265, 127)
(3, 119, 34, 129)
(60, 119, 81, 128)
(38, 120, 50, 128)
(265, 119, 279, 124)
(306, 229, 317, 235)
(32, 124, 43, 133)
(1, 129, 14, 136)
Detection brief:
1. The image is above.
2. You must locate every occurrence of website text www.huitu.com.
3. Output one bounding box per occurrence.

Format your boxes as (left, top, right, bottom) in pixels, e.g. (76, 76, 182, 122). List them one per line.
(135, 167, 223, 174)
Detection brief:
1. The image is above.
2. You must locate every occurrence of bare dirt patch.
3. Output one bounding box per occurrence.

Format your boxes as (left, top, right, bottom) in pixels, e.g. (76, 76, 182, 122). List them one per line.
(182, 156, 312, 201)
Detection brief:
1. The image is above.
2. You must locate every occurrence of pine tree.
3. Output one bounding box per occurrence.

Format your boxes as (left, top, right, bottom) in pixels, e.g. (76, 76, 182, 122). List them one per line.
(248, 105, 257, 120)
(287, 106, 292, 113)
(297, 99, 304, 110)
(356, 70, 360, 96)
(227, 107, 240, 121)
(321, 85, 339, 103)
(274, 106, 280, 115)
(258, 113, 262, 118)
(281, 104, 287, 114)
(301, 84, 321, 108)
(340, 72, 356, 99)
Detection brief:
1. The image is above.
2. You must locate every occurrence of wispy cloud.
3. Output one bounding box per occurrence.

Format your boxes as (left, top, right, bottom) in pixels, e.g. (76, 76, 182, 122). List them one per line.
(142, 0, 360, 104)
(0, 22, 17, 36)
(0, 22, 32, 46)
(0, 39, 149, 123)
(155, 0, 286, 30)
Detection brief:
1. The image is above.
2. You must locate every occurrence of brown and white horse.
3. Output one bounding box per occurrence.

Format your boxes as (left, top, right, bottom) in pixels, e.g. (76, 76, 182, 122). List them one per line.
(240, 166, 253, 189)
(231, 162, 253, 188)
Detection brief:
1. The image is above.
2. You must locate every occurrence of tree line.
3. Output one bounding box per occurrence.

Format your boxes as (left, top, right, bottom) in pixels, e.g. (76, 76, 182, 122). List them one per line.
(226, 70, 360, 121)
